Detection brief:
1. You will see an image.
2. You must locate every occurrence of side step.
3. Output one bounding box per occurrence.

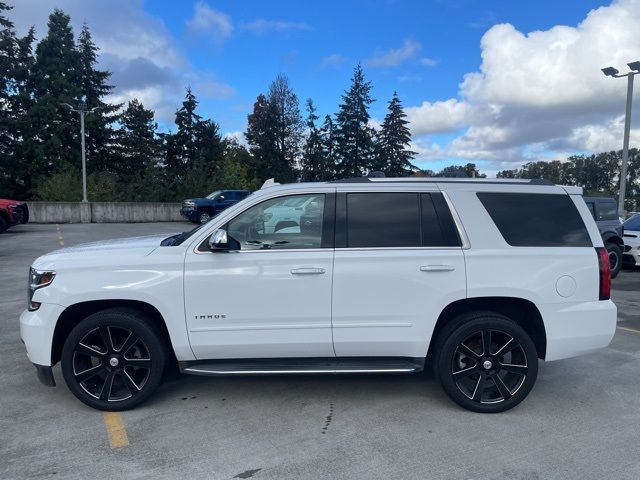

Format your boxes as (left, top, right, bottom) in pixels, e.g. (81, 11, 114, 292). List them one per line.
(180, 357, 424, 376)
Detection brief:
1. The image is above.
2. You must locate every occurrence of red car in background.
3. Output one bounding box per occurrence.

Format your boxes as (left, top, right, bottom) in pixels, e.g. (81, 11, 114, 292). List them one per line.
(0, 199, 29, 233)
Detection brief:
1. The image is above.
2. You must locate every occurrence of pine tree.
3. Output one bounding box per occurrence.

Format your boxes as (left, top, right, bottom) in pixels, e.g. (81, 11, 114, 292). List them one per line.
(301, 99, 325, 181)
(76, 22, 120, 173)
(245, 93, 278, 182)
(26, 9, 81, 178)
(374, 92, 416, 176)
(165, 87, 202, 181)
(117, 99, 158, 184)
(319, 115, 337, 180)
(0, 1, 17, 194)
(334, 64, 375, 178)
(267, 74, 303, 182)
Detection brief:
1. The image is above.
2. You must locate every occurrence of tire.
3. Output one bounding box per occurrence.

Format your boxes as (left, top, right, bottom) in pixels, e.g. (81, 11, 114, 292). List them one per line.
(606, 243, 622, 279)
(61, 308, 167, 411)
(434, 312, 538, 413)
(198, 210, 211, 224)
(0, 215, 7, 233)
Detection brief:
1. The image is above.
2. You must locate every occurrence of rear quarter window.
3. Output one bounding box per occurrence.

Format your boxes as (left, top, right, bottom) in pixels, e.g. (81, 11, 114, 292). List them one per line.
(477, 192, 592, 247)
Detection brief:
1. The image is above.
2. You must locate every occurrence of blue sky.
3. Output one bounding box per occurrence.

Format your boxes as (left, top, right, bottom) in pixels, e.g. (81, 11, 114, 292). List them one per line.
(10, 0, 640, 175)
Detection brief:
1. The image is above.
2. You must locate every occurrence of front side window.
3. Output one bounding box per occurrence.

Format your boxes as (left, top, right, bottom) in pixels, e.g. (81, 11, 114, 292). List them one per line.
(226, 194, 325, 250)
(206, 190, 222, 200)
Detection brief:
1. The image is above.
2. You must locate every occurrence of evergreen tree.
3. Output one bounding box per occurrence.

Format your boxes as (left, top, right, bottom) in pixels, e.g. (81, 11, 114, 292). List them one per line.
(374, 92, 416, 176)
(0, 1, 17, 193)
(76, 23, 119, 173)
(334, 64, 375, 177)
(117, 99, 158, 184)
(26, 9, 81, 179)
(164, 87, 202, 182)
(319, 114, 337, 180)
(301, 99, 325, 181)
(245, 93, 278, 181)
(267, 74, 303, 182)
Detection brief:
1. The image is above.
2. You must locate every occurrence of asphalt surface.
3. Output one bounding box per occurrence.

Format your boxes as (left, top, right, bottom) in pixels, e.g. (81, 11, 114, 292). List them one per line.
(1, 222, 640, 480)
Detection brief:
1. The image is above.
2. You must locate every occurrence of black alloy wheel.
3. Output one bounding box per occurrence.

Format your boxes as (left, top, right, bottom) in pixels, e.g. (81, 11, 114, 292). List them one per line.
(436, 313, 538, 413)
(61, 309, 166, 411)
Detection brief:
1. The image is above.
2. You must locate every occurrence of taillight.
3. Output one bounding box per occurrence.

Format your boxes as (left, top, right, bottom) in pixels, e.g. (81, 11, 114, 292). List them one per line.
(596, 247, 611, 300)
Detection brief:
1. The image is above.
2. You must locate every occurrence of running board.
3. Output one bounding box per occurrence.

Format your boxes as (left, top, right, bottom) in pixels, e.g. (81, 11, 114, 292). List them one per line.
(179, 357, 424, 376)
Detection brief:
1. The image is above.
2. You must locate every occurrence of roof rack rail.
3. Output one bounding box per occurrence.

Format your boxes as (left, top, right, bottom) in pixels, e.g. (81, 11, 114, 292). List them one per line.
(329, 177, 554, 186)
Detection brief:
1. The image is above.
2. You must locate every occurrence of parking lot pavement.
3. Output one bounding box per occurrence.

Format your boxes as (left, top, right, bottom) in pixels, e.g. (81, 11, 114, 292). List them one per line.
(1, 222, 639, 480)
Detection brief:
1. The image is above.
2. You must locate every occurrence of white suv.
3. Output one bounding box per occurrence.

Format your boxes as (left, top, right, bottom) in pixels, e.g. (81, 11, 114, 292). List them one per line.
(20, 177, 617, 413)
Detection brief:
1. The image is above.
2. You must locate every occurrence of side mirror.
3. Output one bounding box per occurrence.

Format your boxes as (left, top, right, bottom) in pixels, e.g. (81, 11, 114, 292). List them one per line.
(208, 229, 239, 252)
(218, 196, 225, 202)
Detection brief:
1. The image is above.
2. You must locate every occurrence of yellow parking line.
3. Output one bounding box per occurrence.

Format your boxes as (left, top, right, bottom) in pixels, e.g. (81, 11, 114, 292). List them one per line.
(103, 412, 129, 448)
(55, 224, 64, 246)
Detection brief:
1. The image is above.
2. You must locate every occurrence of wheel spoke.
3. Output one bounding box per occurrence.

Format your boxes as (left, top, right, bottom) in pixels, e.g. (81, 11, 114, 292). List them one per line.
(99, 370, 116, 401)
(122, 357, 151, 368)
(118, 332, 139, 355)
(493, 337, 514, 357)
(492, 374, 512, 400)
(122, 369, 141, 393)
(75, 364, 104, 383)
(98, 326, 114, 352)
(472, 374, 487, 401)
(453, 365, 478, 380)
(500, 363, 528, 376)
(482, 329, 492, 356)
(76, 343, 106, 358)
(457, 342, 481, 359)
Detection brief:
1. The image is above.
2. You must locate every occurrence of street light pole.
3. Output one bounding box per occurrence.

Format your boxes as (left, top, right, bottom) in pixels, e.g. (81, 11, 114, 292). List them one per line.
(602, 62, 640, 217)
(61, 103, 99, 203)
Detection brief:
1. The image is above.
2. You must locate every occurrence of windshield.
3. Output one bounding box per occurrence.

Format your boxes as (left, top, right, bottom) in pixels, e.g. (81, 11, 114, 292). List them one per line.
(624, 214, 640, 231)
(206, 190, 223, 200)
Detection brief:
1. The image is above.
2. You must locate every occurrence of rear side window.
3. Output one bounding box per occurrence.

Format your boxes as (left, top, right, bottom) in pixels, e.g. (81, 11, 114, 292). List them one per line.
(477, 192, 592, 247)
(343, 192, 461, 248)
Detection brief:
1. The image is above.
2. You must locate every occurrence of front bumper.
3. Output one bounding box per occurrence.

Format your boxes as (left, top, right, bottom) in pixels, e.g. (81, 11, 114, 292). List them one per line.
(19, 303, 65, 367)
(541, 300, 617, 361)
(180, 208, 198, 222)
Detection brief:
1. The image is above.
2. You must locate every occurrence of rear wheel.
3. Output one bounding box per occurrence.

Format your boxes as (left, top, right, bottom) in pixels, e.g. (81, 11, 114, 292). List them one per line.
(435, 312, 538, 413)
(606, 243, 622, 279)
(0, 215, 7, 233)
(61, 308, 167, 411)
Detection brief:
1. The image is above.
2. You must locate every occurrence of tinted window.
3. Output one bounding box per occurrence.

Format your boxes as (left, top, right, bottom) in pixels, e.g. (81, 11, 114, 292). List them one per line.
(346, 193, 420, 247)
(478, 192, 591, 247)
(236, 191, 250, 200)
(421, 193, 461, 247)
(624, 214, 640, 231)
(227, 194, 325, 250)
(586, 201, 596, 219)
(596, 201, 618, 220)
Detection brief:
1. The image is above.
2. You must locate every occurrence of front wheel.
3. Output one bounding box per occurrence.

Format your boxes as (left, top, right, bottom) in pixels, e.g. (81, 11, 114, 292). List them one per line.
(198, 210, 212, 224)
(61, 308, 167, 411)
(606, 243, 622, 279)
(435, 312, 538, 413)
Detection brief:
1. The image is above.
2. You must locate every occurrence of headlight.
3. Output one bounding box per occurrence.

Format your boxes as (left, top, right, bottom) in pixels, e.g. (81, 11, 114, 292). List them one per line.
(183, 201, 196, 210)
(28, 268, 55, 311)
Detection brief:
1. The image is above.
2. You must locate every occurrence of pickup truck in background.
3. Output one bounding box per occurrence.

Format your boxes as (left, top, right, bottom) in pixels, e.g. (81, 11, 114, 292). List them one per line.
(0, 199, 29, 233)
(180, 189, 251, 224)
(583, 196, 624, 278)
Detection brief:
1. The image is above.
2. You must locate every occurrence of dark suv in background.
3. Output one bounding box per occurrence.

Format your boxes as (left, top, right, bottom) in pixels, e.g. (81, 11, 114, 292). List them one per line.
(584, 196, 624, 278)
(181, 189, 251, 224)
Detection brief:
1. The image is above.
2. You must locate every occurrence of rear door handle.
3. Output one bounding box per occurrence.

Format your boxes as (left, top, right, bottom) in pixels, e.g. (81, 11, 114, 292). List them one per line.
(291, 267, 326, 275)
(420, 265, 455, 272)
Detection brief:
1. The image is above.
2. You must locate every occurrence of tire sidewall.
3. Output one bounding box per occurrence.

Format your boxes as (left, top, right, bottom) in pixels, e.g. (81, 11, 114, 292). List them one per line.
(606, 243, 622, 278)
(61, 309, 166, 411)
(437, 314, 538, 413)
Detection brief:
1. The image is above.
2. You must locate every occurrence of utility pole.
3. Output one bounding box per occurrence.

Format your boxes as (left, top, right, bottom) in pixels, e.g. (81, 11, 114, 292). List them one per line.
(62, 103, 99, 203)
(601, 62, 640, 217)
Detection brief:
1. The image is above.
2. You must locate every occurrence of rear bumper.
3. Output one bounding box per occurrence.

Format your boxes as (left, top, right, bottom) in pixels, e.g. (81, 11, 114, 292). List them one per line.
(542, 300, 617, 361)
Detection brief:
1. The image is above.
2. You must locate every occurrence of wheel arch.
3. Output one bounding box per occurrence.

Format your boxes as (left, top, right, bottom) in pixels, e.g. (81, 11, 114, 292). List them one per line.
(602, 232, 623, 246)
(428, 297, 547, 360)
(51, 299, 175, 365)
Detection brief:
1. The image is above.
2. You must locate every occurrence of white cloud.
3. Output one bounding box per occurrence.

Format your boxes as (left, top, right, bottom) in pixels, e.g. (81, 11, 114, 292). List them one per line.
(186, 1, 233, 44)
(408, 0, 640, 171)
(319, 53, 348, 69)
(223, 131, 248, 146)
(367, 39, 421, 68)
(419, 57, 438, 67)
(194, 78, 236, 100)
(240, 19, 310, 34)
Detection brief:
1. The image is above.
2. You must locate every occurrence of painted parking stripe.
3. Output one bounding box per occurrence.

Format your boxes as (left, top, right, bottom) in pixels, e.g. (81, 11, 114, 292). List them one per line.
(617, 325, 640, 334)
(55, 224, 64, 246)
(103, 412, 129, 448)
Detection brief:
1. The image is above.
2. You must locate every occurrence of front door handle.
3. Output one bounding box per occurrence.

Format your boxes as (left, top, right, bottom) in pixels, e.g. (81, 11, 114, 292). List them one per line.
(420, 265, 455, 272)
(291, 267, 326, 275)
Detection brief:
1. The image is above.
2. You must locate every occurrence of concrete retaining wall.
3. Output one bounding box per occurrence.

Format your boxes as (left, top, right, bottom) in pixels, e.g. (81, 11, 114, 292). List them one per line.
(27, 202, 183, 223)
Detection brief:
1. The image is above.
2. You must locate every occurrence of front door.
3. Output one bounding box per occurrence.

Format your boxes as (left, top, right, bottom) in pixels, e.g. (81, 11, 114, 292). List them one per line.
(184, 191, 335, 359)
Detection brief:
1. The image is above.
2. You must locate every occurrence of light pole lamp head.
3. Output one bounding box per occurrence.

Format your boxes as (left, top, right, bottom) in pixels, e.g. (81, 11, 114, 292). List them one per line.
(601, 66, 620, 77)
(627, 61, 640, 72)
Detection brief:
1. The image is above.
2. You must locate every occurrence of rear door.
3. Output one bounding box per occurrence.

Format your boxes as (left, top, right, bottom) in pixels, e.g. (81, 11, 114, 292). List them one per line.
(331, 189, 467, 359)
